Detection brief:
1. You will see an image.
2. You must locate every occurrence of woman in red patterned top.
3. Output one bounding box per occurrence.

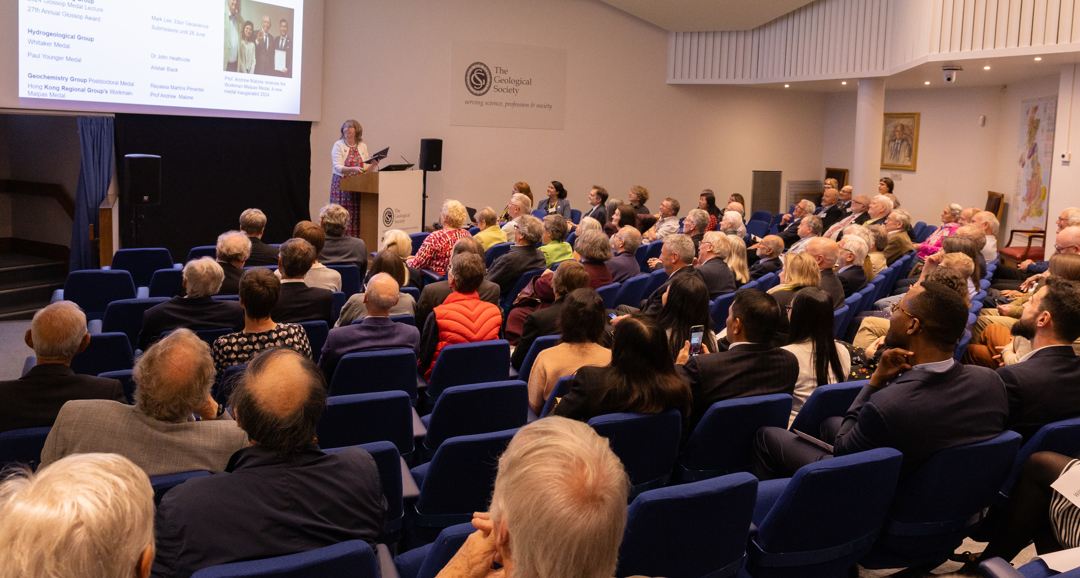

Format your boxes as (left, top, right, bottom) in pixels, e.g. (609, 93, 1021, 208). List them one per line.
(407, 200, 472, 276)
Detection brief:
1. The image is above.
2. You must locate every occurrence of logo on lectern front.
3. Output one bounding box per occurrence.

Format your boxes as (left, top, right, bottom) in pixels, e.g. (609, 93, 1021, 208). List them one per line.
(466, 62, 492, 96)
(382, 208, 395, 227)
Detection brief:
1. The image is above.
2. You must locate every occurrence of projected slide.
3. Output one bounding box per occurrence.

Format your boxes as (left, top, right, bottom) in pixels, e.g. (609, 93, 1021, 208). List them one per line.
(18, 0, 303, 115)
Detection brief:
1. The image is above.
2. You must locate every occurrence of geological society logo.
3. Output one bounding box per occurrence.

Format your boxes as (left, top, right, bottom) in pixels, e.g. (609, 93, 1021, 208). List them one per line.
(382, 208, 395, 227)
(466, 62, 492, 96)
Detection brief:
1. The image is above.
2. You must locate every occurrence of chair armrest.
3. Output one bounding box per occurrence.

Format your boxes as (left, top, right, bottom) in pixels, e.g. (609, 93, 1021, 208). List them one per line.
(752, 478, 791, 527)
(87, 319, 103, 335)
(376, 544, 400, 578)
(412, 408, 427, 440)
(173, 263, 183, 269)
(1006, 229, 1045, 246)
(136, 286, 150, 299)
(101, 265, 111, 271)
(51, 289, 64, 303)
(979, 557, 1024, 578)
(401, 456, 420, 500)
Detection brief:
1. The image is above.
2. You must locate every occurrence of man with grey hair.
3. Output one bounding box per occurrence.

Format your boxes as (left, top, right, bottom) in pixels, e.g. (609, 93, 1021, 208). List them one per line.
(318, 203, 368, 276)
(643, 197, 680, 242)
(864, 195, 893, 227)
(813, 187, 845, 231)
(836, 236, 869, 297)
(489, 214, 546, 298)
(0, 302, 126, 433)
(318, 272, 421, 379)
(683, 208, 709, 251)
(750, 235, 784, 280)
(786, 214, 822, 255)
(272, 238, 334, 326)
(216, 229, 252, 294)
(883, 210, 915, 265)
(501, 192, 533, 237)
(41, 329, 249, 476)
(420, 253, 502, 377)
(608, 225, 643, 282)
(633, 233, 699, 317)
(139, 257, 245, 350)
(473, 206, 508, 251)
(696, 231, 737, 298)
(778, 199, 815, 247)
(0, 453, 156, 578)
(973, 210, 1001, 262)
(240, 208, 279, 266)
(436, 417, 629, 578)
(806, 237, 846, 309)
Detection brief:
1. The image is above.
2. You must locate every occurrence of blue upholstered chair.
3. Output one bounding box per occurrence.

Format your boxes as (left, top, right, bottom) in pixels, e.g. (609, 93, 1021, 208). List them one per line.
(189, 540, 380, 578)
(614, 274, 650, 308)
(328, 349, 418, 401)
(677, 394, 792, 482)
(69, 332, 133, 376)
(423, 340, 511, 406)
(484, 242, 512, 269)
(596, 282, 621, 309)
(54, 270, 137, 320)
(0, 427, 51, 469)
(324, 441, 407, 541)
(500, 269, 546, 312)
(710, 292, 737, 330)
(540, 375, 573, 418)
(298, 320, 329, 363)
(106, 248, 178, 288)
(750, 210, 772, 223)
(410, 232, 430, 256)
(789, 380, 867, 436)
(326, 264, 362, 298)
(317, 391, 415, 459)
(95, 297, 168, 351)
(186, 245, 218, 262)
(420, 381, 528, 460)
(589, 410, 681, 498)
(98, 369, 136, 403)
(509, 334, 559, 382)
(149, 470, 211, 504)
(640, 269, 669, 299)
(148, 268, 185, 298)
(394, 523, 474, 578)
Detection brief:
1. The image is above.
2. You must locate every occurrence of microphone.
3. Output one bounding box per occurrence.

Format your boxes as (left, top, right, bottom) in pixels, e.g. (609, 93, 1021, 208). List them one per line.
(401, 155, 413, 169)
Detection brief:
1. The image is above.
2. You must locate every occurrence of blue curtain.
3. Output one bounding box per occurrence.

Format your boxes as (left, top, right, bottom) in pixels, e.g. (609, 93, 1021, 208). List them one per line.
(70, 116, 114, 271)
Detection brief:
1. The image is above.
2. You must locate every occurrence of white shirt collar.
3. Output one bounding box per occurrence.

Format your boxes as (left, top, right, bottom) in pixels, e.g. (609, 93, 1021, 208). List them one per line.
(727, 341, 752, 350)
(1018, 343, 1074, 363)
(912, 358, 955, 373)
(280, 278, 306, 284)
(837, 264, 855, 274)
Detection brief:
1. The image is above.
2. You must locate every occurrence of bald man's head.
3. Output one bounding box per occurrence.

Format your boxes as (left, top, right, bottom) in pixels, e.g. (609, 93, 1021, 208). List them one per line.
(364, 272, 400, 315)
(806, 237, 840, 270)
(1059, 226, 1080, 254)
(230, 348, 326, 457)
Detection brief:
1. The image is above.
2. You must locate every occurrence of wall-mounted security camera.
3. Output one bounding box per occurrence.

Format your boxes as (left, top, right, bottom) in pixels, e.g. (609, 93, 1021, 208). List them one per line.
(943, 65, 963, 83)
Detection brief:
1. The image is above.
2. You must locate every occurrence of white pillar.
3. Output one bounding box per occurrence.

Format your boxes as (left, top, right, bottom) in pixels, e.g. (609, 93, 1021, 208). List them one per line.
(852, 78, 886, 199)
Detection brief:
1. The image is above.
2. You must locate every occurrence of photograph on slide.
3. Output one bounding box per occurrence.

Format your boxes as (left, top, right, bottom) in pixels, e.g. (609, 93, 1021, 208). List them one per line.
(224, 0, 294, 78)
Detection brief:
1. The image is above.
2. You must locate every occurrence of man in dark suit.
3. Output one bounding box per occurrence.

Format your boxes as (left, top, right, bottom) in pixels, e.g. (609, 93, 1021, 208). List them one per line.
(695, 231, 737, 299)
(998, 279, 1080, 441)
(806, 238, 845, 309)
(511, 262, 591, 370)
(487, 214, 546, 298)
(677, 289, 799, 437)
(215, 230, 249, 295)
(837, 186, 853, 215)
(139, 258, 245, 350)
(579, 186, 608, 226)
(631, 234, 699, 317)
(682, 209, 709, 254)
(240, 208, 280, 266)
(253, 15, 275, 76)
(318, 273, 420, 380)
(272, 238, 334, 326)
(275, 19, 293, 77)
(415, 237, 501, 328)
(778, 200, 814, 248)
(607, 226, 643, 283)
(836, 236, 869, 297)
(152, 348, 386, 578)
(752, 282, 1009, 479)
(814, 188, 845, 232)
(0, 301, 126, 433)
(850, 195, 873, 226)
(749, 235, 784, 280)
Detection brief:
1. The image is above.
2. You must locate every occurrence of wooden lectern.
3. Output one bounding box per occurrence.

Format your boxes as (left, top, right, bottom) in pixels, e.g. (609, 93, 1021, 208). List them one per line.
(337, 173, 382, 250)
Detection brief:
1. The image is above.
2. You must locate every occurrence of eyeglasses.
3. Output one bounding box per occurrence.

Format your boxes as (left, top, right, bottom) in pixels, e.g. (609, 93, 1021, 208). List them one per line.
(890, 300, 919, 323)
(1056, 243, 1078, 253)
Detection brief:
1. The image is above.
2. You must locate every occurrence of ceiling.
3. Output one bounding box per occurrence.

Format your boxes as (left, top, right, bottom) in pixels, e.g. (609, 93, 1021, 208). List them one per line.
(600, 0, 815, 32)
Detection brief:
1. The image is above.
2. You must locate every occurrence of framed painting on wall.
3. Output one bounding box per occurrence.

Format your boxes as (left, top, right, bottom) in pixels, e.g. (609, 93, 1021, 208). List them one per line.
(881, 113, 920, 171)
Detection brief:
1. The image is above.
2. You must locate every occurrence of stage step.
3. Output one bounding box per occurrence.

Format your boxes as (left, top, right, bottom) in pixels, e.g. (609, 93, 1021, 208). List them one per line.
(0, 254, 67, 320)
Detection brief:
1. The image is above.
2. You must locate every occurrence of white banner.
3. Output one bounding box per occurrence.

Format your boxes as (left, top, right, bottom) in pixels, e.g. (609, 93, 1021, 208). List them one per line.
(378, 171, 424, 238)
(451, 40, 566, 130)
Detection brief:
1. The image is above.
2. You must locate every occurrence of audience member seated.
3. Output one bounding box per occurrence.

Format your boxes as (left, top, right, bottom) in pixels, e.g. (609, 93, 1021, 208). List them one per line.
(318, 203, 368, 275)
(837, 185, 853, 213)
(768, 253, 821, 344)
(683, 208, 709, 251)
(862, 194, 893, 227)
(539, 214, 572, 267)
(409, 200, 473, 276)
(825, 194, 869, 237)
(240, 208, 279, 266)
(509, 261, 591, 362)
(578, 185, 609, 226)
(541, 180, 572, 219)
(278, 220, 341, 291)
(643, 197, 681, 242)
(866, 224, 889, 277)
(676, 289, 799, 436)
(435, 417, 628, 578)
(215, 230, 251, 295)
(786, 214, 822, 255)
(418, 253, 502, 378)
(501, 193, 533, 238)
(40, 329, 249, 476)
(629, 184, 651, 215)
(472, 206, 508, 251)
(526, 289, 612, 414)
(839, 225, 876, 280)
(914, 203, 962, 262)
(633, 234, 699, 317)
(725, 201, 746, 223)
(657, 272, 718, 362)
(752, 282, 1009, 480)
(991, 278, 1080, 441)
(380, 228, 423, 289)
(719, 210, 746, 239)
(487, 214, 546, 298)
(271, 238, 334, 326)
(0, 453, 155, 578)
(212, 268, 312, 375)
(0, 301, 125, 433)
(695, 232, 737, 298)
(319, 273, 421, 379)
(882, 209, 915, 264)
(606, 225, 643, 283)
(500, 182, 533, 223)
(836, 236, 869, 297)
(806, 237, 845, 309)
(152, 348, 386, 578)
(813, 187, 845, 231)
(954, 224, 989, 278)
(574, 230, 614, 287)
(778, 199, 814, 247)
(994, 207, 1079, 285)
(605, 202, 638, 237)
(553, 314, 691, 424)
(725, 235, 752, 287)
(749, 235, 784, 280)
(573, 215, 603, 239)
(337, 249, 418, 326)
(414, 238, 501, 330)
(974, 210, 1001, 263)
(782, 288, 851, 425)
(138, 258, 245, 351)
(699, 189, 723, 231)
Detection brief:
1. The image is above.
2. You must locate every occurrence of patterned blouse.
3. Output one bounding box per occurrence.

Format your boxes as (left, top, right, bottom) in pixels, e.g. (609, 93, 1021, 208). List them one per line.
(406, 228, 472, 276)
(916, 222, 959, 260)
(212, 323, 312, 374)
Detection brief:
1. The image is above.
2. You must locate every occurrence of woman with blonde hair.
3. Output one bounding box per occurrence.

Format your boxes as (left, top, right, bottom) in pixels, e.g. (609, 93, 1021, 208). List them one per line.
(723, 235, 751, 287)
(769, 253, 821, 344)
(407, 200, 473, 276)
(380, 229, 422, 289)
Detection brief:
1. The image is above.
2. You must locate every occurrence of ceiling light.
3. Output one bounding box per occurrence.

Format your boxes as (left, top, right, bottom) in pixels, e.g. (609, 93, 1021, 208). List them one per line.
(984, 66, 991, 70)
(841, 81, 847, 85)
(1035, 57, 1043, 61)
(925, 81, 931, 85)
(784, 84, 789, 88)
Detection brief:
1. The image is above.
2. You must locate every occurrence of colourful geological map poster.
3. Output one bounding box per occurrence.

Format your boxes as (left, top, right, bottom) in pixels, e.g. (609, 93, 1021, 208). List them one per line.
(1015, 97, 1056, 230)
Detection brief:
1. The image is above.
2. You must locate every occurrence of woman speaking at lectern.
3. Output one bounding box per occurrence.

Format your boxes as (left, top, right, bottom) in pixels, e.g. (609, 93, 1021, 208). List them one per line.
(330, 119, 377, 238)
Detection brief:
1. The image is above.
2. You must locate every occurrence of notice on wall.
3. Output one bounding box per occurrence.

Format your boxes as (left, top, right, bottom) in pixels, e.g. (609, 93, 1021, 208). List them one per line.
(450, 40, 566, 130)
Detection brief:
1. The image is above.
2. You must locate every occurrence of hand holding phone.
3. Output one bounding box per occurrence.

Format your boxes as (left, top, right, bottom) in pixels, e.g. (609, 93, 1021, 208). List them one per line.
(689, 325, 704, 356)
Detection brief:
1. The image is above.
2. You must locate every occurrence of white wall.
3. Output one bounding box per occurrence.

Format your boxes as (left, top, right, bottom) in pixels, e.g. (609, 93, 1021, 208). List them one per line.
(1048, 64, 1080, 251)
(822, 74, 1061, 230)
(0, 114, 80, 247)
(313, 0, 828, 225)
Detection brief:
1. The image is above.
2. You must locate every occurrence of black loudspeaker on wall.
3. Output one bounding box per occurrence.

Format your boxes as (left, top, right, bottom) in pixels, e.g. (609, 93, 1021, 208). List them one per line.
(419, 139, 442, 172)
(123, 154, 162, 205)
